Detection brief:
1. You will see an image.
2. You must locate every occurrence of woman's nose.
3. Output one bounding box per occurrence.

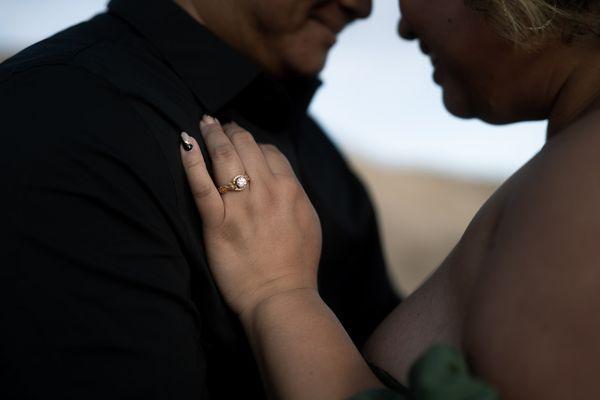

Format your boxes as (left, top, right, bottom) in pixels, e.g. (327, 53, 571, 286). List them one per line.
(337, 0, 372, 19)
(398, 17, 417, 40)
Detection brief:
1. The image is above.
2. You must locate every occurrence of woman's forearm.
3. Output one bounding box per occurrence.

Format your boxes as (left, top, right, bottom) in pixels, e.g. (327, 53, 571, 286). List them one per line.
(240, 288, 383, 400)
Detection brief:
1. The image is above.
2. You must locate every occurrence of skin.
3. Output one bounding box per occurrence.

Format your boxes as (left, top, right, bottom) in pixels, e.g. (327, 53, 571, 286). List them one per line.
(365, 0, 600, 398)
(177, 0, 600, 399)
(364, 112, 600, 399)
(173, 0, 372, 77)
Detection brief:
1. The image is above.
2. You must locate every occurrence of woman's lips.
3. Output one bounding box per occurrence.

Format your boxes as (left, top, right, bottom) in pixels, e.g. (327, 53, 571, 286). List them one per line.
(419, 41, 441, 82)
(433, 66, 442, 84)
(432, 57, 444, 84)
(418, 40, 439, 65)
(430, 53, 438, 65)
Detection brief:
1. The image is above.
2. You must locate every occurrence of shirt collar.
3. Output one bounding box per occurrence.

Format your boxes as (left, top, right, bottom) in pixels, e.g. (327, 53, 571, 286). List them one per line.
(108, 0, 262, 113)
(107, 0, 322, 127)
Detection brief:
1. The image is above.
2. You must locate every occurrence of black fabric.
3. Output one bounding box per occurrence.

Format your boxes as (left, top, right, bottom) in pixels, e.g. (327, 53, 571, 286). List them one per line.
(0, 0, 400, 398)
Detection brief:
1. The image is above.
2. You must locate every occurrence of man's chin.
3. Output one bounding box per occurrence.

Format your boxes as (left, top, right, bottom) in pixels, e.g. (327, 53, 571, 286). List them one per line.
(277, 50, 329, 79)
(291, 62, 326, 78)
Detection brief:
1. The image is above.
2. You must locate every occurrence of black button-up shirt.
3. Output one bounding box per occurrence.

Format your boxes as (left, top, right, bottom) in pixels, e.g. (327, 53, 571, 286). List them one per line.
(0, 0, 399, 398)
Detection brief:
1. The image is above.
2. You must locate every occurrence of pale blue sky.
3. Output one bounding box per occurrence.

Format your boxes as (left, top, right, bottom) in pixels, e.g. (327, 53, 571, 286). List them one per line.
(0, 0, 546, 180)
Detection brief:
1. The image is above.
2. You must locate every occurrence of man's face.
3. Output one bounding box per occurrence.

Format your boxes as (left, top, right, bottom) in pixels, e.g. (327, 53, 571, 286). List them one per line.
(246, 0, 372, 76)
(190, 0, 372, 77)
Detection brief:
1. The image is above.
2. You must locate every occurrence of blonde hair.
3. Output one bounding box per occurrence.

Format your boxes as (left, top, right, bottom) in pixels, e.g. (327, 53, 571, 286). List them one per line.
(466, 0, 600, 46)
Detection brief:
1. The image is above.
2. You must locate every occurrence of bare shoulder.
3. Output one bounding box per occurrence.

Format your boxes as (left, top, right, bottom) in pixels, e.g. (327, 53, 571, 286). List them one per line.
(464, 110, 600, 399)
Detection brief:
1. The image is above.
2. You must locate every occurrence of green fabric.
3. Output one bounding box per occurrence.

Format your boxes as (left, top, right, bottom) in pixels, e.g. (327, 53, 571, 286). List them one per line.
(409, 345, 498, 400)
(349, 388, 408, 400)
(349, 345, 498, 400)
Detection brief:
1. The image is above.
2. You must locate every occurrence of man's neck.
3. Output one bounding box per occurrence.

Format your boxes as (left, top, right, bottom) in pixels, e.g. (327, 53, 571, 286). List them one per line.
(173, 0, 206, 24)
(171, 0, 283, 77)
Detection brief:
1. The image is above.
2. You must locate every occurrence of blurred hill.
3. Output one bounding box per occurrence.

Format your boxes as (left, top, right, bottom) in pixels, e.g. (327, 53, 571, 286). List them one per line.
(348, 156, 499, 296)
(1, 49, 15, 63)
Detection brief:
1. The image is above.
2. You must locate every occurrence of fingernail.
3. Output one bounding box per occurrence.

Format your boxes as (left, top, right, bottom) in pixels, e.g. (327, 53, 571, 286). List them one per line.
(200, 115, 215, 130)
(180, 131, 194, 151)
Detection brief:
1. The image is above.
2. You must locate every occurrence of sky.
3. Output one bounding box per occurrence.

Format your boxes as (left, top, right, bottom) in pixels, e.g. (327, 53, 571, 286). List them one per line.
(0, 0, 546, 181)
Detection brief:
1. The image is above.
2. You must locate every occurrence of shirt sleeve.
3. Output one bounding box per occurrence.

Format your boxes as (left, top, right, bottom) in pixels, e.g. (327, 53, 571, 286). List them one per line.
(0, 65, 207, 399)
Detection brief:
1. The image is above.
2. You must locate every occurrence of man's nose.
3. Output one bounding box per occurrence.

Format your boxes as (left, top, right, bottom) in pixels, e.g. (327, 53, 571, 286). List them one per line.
(337, 0, 372, 19)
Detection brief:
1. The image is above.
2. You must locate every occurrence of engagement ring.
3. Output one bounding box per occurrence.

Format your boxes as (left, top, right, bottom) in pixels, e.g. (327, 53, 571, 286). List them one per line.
(219, 174, 251, 194)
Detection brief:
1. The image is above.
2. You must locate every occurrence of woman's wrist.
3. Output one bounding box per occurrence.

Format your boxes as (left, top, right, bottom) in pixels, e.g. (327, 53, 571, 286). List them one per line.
(239, 286, 321, 333)
(238, 285, 384, 400)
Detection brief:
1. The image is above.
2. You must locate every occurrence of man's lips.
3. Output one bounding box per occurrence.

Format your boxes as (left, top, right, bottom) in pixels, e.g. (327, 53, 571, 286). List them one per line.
(310, 13, 347, 36)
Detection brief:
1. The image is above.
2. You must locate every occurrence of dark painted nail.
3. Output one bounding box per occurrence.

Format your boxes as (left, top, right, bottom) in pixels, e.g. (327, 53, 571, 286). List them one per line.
(180, 132, 194, 151)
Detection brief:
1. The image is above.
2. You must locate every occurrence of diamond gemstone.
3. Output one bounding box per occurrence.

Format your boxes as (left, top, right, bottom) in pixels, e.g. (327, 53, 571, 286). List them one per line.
(235, 176, 248, 189)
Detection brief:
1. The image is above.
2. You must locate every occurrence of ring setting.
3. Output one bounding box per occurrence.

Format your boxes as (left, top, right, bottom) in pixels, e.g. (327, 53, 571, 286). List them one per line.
(219, 174, 251, 194)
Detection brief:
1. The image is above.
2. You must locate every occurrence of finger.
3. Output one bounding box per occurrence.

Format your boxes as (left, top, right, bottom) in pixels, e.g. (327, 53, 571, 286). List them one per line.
(199, 115, 247, 188)
(180, 132, 224, 228)
(222, 122, 272, 181)
(259, 144, 296, 177)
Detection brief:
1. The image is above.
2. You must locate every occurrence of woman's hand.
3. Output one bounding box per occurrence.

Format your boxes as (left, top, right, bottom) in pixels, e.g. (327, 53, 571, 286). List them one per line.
(180, 116, 322, 320)
(181, 117, 383, 400)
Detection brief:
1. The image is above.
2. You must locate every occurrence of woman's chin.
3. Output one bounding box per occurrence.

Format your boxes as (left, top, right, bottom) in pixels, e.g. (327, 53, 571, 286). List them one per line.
(441, 90, 476, 120)
(441, 86, 504, 123)
(440, 82, 525, 125)
(443, 93, 524, 125)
